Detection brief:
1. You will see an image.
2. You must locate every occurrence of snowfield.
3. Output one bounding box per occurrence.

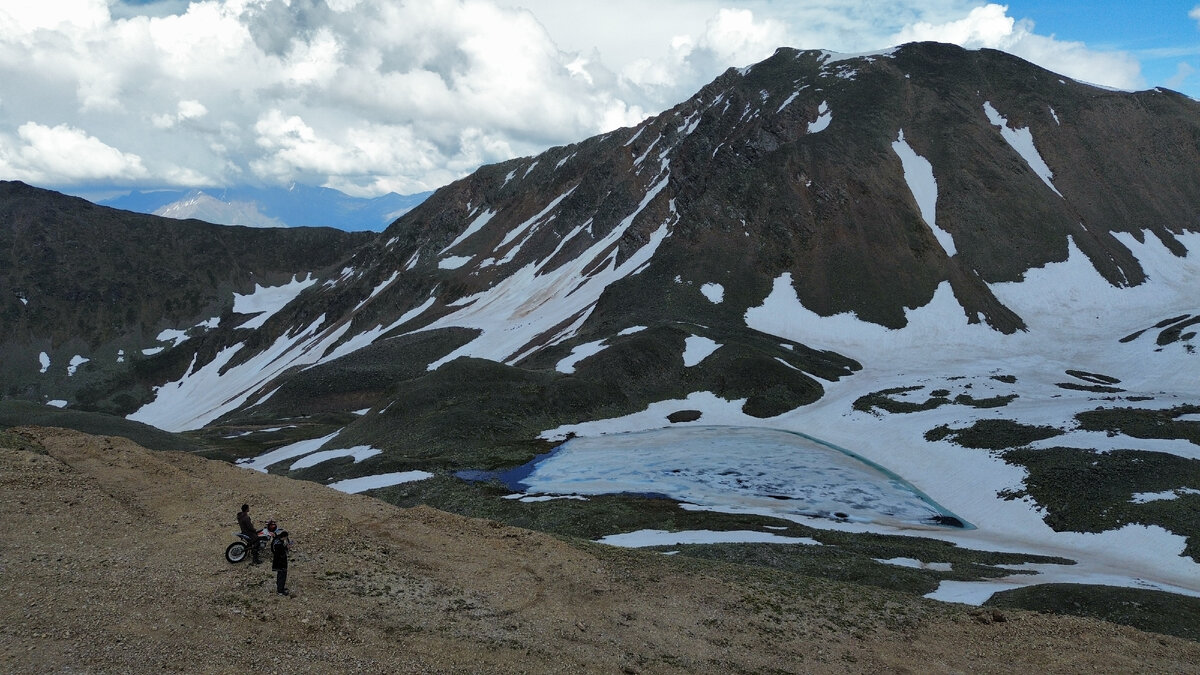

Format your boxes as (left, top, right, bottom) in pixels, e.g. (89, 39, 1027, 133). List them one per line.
(892, 129, 955, 256)
(233, 273, 317, 330)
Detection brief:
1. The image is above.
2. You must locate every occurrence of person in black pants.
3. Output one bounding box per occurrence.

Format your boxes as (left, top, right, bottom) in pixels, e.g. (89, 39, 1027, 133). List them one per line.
(272, 530, 290, 595)
(237, 504, 261, 564)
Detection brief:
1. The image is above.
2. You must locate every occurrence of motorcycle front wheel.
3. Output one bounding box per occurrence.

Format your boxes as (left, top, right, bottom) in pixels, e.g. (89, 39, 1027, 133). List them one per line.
(225, 541, 248, 563)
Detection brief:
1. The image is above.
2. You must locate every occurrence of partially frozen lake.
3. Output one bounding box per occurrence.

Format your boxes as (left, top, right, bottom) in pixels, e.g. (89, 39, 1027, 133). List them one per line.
(476, 426, 970, 529)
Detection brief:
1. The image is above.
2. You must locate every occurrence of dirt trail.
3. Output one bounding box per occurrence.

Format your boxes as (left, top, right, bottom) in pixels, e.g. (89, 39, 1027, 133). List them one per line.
(2, 427, 1198, 673)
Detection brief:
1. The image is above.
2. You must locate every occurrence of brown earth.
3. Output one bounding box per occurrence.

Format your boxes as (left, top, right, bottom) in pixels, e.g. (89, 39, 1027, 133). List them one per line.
(2, 427, 1198, 674)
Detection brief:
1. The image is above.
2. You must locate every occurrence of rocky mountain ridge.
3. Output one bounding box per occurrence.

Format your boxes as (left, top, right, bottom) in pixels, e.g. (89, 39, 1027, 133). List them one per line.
(80, 43, 1199, 443)
(0, 180, 371, 408)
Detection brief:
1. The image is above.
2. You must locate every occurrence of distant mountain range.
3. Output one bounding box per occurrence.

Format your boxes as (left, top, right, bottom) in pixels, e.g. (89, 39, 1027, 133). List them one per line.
(4, 42, 1200, 619)
(100, 184, 431, 231)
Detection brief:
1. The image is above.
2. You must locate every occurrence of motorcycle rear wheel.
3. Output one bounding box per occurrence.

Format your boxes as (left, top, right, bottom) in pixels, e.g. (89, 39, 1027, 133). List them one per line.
(225, 541, 248, 563)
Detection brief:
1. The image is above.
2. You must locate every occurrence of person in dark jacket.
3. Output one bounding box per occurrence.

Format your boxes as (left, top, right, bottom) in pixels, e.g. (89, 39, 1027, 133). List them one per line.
(237, 504, 261, 564)
(272, 529, 290, 595)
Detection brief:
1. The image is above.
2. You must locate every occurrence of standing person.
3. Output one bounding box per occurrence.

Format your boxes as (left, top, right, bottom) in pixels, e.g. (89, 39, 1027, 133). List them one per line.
(272, 529, 290, 596)
(237, 504, 261, 565)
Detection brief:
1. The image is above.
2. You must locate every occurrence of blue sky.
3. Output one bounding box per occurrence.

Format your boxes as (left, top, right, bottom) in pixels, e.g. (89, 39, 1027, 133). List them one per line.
(1, 1, 1197, 198)
(1002, 1, 1200, 93)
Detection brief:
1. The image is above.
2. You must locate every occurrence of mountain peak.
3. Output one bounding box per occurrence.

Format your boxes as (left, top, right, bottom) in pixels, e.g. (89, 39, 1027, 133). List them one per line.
(378, 42, 1197, 337)
(100, 184, 432, 231)
(153, 190, 287, 228)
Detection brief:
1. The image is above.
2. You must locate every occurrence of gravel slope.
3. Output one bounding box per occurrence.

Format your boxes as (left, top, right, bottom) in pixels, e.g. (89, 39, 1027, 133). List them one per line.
(2, 427, 1197, 674)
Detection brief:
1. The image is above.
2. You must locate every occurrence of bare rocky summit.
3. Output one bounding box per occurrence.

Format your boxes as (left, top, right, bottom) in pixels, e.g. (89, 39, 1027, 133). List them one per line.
(2, 427, 1197, 674)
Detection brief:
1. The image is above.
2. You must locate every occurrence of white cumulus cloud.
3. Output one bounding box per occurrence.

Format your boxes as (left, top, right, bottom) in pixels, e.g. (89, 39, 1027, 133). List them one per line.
(152, 99, 209, 129)
(891, 4, 1143, 91)
(620, 8, 786, 94)
(893, 4, 1018, 46)
(0, 0, 1162, 197)
(0, 122, 148, 183)
(701, 8, 789, 65)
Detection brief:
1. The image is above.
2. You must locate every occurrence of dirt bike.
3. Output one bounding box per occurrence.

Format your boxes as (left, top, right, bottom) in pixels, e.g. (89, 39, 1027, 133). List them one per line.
(224, 527, 274, 564)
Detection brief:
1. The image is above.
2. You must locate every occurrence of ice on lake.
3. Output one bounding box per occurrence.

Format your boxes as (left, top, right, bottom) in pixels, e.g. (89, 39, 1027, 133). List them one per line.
(512, 426, 969, 529)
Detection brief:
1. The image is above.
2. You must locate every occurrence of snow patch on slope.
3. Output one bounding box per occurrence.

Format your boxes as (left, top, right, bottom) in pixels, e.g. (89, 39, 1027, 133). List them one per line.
(438, 256, 472, 270)
(289, 444, 382, 470)
(682, 336, 721, 367)
(441, 208, 496, 254)
(776, 91, 800, 113)
(600, 529, 820, 548)
(155, 328, 189, 347)
(497, 188, 575, 251)
(543, 391, 753, 441)
(315, 295, 438, 367)
(422, 174, 675, 370)
(807, 101, 832, 134)
(238, 430, 342, 472)
(327, 471, 434, 494)
(892, 129, 954, 256)
(983, 101, 1063, 198)
(819, 48, 898, 65)
(129, 314, 353, 431)
(234, 274, 318, 330)
(67, 355, 89, 376)
(700, 283, 724, 303)
(877, 557, 953, 572)
(354, 271, 399, 312)
(556, 339, 608, 374)
(1132, 488, 1200, 504)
